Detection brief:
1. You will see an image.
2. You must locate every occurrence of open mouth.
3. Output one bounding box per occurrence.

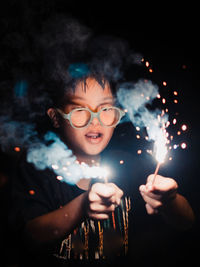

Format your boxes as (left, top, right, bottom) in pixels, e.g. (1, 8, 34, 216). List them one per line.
(85, 132, 103, 143)
(85, 133, 102, 139)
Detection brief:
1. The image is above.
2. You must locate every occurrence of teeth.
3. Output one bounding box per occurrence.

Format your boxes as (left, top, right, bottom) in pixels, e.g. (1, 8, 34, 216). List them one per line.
(86, 133, 101, 138)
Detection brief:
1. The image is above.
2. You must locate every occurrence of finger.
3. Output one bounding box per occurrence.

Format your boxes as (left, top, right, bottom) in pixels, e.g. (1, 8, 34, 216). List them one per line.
(140, 189, 163, 201)
(145, 203, 158, 215)
(88, 212, 109, 220)
(105, 183, 123, 206)
(89, 202, 116, 213)
(139, 185, 162, 200)
(88, 190, 102, 202)
(107, 183, 124, 199)
(91, 183, 115, 198)
(140, 192, 163, 210)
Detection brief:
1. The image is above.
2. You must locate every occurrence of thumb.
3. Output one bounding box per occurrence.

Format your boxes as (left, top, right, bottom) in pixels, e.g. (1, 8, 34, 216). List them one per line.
(146, 174, 155, 191)
(147, 174, 155, 184)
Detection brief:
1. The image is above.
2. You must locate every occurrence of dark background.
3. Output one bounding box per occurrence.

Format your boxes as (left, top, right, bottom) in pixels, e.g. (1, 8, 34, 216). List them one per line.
(0, 1, 199, 266)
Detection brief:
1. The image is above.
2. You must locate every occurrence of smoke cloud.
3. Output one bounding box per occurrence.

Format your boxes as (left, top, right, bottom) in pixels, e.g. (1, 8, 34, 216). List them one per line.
(27, 132, 108, 184)
(117, 79, 168, 142)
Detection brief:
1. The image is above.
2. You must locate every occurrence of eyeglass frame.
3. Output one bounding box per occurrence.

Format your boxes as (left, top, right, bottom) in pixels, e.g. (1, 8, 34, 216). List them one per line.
(56, 106, 125, 129)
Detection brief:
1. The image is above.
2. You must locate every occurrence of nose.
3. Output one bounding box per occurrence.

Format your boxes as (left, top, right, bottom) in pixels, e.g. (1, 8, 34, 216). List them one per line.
(90, 117, 101, 126)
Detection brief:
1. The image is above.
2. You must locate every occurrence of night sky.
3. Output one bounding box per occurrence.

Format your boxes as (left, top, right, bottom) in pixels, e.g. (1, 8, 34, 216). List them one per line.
(0, 1, 199, 265)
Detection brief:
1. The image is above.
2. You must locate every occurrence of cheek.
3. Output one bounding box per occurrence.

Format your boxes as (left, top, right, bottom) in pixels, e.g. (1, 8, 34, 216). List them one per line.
(59, 122, 79, 144)
(62, 125, 84, 144)
(103, 128, 115, 143)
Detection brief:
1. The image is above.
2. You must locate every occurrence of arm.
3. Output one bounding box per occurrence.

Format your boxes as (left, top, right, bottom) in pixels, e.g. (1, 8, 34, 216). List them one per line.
(25, 192, 88, 247)
(25, 183, 123, 248)
(139, 174, 195, 230)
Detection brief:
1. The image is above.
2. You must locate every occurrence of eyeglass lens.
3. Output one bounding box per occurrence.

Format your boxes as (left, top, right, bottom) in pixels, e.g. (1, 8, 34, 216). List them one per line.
(70, 108, 120, 128)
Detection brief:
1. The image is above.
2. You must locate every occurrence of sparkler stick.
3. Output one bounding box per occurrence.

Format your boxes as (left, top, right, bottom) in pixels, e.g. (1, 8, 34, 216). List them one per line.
(152, 162, 161, 184)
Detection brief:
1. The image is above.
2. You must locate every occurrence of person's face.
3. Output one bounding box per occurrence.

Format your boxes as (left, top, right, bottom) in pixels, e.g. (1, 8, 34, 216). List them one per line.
(53, 78, 115, 158)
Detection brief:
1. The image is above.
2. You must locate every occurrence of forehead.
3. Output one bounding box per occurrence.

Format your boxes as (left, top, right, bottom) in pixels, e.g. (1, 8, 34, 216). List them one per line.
(67, 78, 114, 102)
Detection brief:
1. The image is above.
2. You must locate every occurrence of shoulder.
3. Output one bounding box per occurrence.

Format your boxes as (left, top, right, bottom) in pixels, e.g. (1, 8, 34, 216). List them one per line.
(12, 152, 82, 207)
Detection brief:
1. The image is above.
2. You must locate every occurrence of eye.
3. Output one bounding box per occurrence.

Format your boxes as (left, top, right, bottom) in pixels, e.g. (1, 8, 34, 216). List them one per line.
(102, 107, 110, 112)
(76, 109, 86, 113)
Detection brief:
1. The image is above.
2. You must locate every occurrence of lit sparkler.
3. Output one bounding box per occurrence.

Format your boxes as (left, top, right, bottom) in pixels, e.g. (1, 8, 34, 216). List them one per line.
(141, 58, 188, 183)
(152, 132, 168, 183)
(152, 114, 169, 184)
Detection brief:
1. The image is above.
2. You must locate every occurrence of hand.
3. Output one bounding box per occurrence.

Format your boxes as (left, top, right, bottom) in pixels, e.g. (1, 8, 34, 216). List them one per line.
(87, 183, 124, 220)
(139, 174, 178, 215)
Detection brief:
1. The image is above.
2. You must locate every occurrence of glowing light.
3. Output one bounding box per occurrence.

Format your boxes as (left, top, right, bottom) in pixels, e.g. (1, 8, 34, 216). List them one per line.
(57, 176, 63, 181)
(29, 190, 35, 195)
(149, 68, 153, 73)
(136, 126, 140, 131)
(163, 81, 167, 86)
(177, 131, 181, 135)
(154, 129, 168, 164)
(169, 157, 173, 161)
(137, 149, 142, 154)
(166, 121, 170, 128)
(181, 142, 187, 149)
(52, 164, 59, 170)
(157, 94, 161, 99)
(172, 118, 177, 125)
(174, 99, 178, 104)
(14, 146, 20, 152)
(173, 91, 178, 96)
(162, 98, 166, 104)
(136, 134, 140, 139)
(82, 165, 111, 180)
(119, 160, 124, 164)
(181, 124, 187, 131)
(145, 61, 150, 67)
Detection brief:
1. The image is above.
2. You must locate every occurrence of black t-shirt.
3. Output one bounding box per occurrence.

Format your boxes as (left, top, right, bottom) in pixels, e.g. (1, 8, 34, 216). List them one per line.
(8, 148, 198, 266)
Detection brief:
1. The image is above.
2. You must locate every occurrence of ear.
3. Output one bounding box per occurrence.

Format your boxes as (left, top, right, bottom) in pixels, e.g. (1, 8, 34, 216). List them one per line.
(47, 108, 60, 128)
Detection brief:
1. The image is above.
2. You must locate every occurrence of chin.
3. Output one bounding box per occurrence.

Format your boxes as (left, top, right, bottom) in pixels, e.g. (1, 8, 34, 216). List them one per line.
(83, 145, 106, 156)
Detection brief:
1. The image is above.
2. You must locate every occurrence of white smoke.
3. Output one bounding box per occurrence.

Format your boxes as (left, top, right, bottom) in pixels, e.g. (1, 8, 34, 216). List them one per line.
(117, 79, 168, 142)
(27, 132, 108, 184)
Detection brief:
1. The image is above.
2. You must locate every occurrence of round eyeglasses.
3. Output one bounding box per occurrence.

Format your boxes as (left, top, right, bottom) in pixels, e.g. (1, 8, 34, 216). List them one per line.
(57, 107, 125, 129)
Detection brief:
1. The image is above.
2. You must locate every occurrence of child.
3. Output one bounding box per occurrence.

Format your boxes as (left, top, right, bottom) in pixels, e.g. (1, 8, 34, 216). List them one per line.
(9, 18, 195, 267)
(9, 75, 195, 265)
